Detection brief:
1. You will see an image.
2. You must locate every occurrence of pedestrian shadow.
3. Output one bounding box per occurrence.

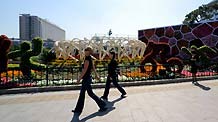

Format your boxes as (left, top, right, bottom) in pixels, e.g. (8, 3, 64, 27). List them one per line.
(71, 113, 80, 122)
(71, 97, 124, 122)
(193, 82, 211, 91)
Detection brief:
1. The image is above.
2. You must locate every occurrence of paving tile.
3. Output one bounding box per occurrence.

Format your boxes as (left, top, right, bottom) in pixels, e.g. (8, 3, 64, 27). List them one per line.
(0, 79, 218, 122)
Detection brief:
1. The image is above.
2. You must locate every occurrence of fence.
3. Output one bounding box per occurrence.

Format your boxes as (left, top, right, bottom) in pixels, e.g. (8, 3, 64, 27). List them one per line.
(0, 64, 218, 89)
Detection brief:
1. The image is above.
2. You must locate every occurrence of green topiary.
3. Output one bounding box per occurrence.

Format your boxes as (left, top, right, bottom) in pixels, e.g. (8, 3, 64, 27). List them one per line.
(40, 48, 56, 63)
(8, 37, 45, 78)
(181, 45, 217, 68)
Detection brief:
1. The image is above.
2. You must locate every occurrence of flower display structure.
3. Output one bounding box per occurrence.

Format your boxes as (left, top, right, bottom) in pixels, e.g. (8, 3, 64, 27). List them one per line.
(53, 36, 146, 62)
(0, 35, 12, 73)
(140, 40, 183, 74)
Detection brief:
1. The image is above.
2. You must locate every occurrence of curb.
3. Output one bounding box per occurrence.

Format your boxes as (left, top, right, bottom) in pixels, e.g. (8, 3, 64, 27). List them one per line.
(0, 76, 218, 95)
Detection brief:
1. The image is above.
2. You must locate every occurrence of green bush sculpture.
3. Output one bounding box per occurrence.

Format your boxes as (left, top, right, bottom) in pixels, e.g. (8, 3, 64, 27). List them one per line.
(8, 37, 45, 78)
(40, 48, 56, 63)
(181, 45, 217, 69)
(0, 35, 12, 73)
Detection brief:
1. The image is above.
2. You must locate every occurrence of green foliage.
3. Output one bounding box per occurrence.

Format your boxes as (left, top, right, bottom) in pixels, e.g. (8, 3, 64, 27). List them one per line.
(181, 47, 191, 56)
(181, 45, 218, 68)
(40, 48, 56, 63)
(10, 45, 20, 52)
(183, 2, 218, 24)
(197, 46, 217, 66)
(8, 37, 45, 77)
(30, 59, 46, 70)
(198, 45, 217, 54)
(29, 56, 46, 69)
(32, 37, 43, 55)
(20, 41, 31, 51)
(8, 50, 21, 59)
(190, 45, 197, 49)
(30, 56, 40, 62)
(8, 64, 19, 68)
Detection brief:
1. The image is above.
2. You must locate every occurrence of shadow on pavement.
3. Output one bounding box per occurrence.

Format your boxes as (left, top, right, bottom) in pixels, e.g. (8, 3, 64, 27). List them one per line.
(71, 113, 80, 122)
(71, 97, 124, 122)
(194, 82, 211, 91)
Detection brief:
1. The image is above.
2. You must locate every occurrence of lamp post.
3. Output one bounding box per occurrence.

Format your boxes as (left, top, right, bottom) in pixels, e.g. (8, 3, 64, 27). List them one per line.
(108, 29, 112, 37)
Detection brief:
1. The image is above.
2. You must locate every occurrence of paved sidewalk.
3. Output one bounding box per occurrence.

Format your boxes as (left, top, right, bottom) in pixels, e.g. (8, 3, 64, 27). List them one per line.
(0, 79, 218, 122)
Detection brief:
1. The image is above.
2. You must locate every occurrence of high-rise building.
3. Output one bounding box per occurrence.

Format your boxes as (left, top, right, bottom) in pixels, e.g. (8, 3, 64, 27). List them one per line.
(19, 14, 65, 42)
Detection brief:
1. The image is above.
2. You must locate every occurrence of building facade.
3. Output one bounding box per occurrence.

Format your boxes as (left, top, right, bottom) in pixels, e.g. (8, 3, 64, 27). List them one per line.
(19, 14, 65, 42)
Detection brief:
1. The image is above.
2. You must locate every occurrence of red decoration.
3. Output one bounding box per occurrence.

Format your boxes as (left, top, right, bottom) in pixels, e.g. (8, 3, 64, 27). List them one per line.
(0, 35, 12, 73)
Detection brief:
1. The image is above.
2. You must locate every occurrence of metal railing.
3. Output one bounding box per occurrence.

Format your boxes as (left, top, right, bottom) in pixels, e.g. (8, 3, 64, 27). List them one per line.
(0, 64, 218, 89)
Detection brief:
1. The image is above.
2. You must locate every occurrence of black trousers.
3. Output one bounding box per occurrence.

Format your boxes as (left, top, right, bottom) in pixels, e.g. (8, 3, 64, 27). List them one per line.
(74, 76, 105, 113)
(103, 75, 126, 98)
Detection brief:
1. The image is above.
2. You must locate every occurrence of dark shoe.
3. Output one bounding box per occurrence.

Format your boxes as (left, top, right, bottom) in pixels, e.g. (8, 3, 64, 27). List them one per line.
(193, 81, 199, 85)
(100, 96, 108, 101)
(98, 107, 107, 112)
(121, 93, 127, 98)
(192, 81, 197, 84)
(71, 110, 81, 116)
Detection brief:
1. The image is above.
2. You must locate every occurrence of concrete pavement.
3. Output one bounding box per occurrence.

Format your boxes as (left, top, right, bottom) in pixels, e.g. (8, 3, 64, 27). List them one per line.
(0, 79, 218, 122)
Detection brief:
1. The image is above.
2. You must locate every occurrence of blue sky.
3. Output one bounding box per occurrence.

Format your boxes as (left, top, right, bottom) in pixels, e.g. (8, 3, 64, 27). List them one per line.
(0, 0, 212, 39)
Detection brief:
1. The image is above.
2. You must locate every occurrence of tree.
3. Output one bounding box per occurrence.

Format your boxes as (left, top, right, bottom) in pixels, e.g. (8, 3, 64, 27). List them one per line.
(183, 2, 218, 25)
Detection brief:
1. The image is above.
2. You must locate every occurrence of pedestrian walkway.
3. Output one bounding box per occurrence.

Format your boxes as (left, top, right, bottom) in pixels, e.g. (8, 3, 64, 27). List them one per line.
(0, 79, 218, 122)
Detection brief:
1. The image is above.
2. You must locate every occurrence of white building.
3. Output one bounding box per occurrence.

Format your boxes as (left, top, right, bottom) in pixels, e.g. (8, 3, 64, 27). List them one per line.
(19, 14, 65, 42)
